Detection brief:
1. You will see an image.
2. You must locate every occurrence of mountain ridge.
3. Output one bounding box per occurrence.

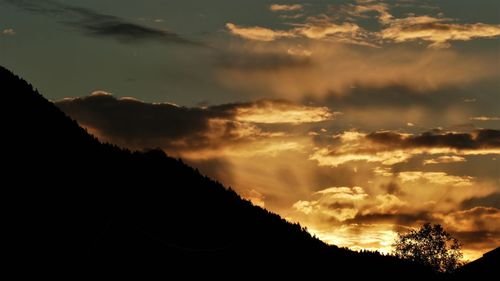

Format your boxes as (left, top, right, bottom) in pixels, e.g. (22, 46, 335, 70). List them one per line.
(1, 65, 451, 278)
(455, 247, 500, 277)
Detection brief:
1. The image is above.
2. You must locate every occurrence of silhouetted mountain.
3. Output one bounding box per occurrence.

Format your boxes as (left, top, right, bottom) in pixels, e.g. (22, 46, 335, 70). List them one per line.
(2, 66, 444, 278)
(453, 247, 500, 278)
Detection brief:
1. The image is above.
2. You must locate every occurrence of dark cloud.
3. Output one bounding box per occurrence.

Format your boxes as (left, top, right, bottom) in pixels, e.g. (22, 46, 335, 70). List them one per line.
(55, 93, 329, 153)
(304, 83, 500, 134)
(381, 182, 404, 196)
(461, 193, 500, 209)
(301, 82, 500, 133)
(55, 92, 236, 151)
(344, 212, 433, 226)
(310, 127, 500, 167)
(3, 0, 61, 14)
(366, 131, 407, 147)
(475, 129, 500, 147)
(366, 129, 500, 150)
(58, 94, 211, 138)
(4, 0, 202, 46)
(321, 84, 439, 107)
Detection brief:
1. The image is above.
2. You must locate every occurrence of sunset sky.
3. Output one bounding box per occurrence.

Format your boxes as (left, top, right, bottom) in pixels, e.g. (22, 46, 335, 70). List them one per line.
(1, 0, 499, 260)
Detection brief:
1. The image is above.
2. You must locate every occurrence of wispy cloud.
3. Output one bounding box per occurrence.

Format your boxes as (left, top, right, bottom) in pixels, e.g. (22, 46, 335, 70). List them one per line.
(270, 4, 304, 12)
(227, 2, 500, 48)
(423, 155, 466, 165)
(226, 15, 376, 47)
(343, 2, 500, 48)
(470, 116, 500, 121)
(1, 28, 15, 35)
(4, 0, 202, 46)
(226, 23, 294, 41)
(227, 100, 335, 124)
(398, 171, 474, 187)
(381, 16, 500, 48)
(292, 15, 379, 47)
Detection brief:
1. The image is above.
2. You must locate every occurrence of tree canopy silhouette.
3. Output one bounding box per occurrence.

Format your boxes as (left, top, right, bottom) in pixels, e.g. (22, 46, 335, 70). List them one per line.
(393, 223, 463, 273)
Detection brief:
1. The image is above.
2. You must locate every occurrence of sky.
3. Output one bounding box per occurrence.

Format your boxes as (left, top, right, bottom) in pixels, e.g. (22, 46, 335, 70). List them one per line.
(1, 0, 499, 260)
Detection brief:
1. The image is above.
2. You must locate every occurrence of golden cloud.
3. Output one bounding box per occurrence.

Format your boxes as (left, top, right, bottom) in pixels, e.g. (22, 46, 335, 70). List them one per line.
(309, 129, 500, 167)
(381, 16, 500, 48)
(233, 100, 335, 124)
(2, 28, 15, 35)
(227, 2, 500, 48)
(398, 171, 474, 187)
(291, 180, 498, 260)
(295, 22, 359, 39)
(225, 23, 294, 41)
(470, 116, 500, 121)
(181, 139, 305, 159)
(293, 186, 369, 221)
(293, 186, 408, 222)
(351, 3, 393, 24)
(241, 188, 266, 208)
(436, 207, 500, 233)
(423, 155, 466, 165)
(279, 13, 304, 20)
(270, 4, 303, 12)
(375, 194, 406, 213)
(293, 16, 380, 47)
(309, 224, 399, 254)
(226, 16, 375, 47)
(311, 147, 413, 167)
(315, 186, 368, 200)
(435, 207, 500, 260)
(290, 185, 412, 253)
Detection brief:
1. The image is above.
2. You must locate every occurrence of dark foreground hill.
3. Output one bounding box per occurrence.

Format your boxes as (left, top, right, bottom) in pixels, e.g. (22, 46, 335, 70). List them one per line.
(2, 66, 445, 278)
(454, 247, 500, 278)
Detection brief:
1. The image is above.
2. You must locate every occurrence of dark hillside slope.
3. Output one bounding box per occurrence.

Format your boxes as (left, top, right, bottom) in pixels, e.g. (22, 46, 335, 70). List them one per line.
(454, 247, 500, 278)
(1, 66, 438, 278)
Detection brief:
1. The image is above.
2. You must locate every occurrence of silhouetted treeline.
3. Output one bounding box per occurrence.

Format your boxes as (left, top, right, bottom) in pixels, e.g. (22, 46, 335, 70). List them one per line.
(0, 66, 476, 279)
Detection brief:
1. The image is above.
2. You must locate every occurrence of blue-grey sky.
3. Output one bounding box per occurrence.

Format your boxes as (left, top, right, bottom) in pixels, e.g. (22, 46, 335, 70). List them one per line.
(1, 0, 499, 104)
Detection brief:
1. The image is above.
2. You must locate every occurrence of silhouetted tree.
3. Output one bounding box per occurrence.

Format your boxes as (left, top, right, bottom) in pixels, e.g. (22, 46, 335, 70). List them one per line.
(393, 223, 463, 273)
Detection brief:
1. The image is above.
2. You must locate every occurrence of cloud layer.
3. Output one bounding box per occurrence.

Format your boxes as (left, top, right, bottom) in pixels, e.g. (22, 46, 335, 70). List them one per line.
(226, 2, 500, 48)
(381, 16, 500, 49)
(311, 129, 500, 167)
(292, 182, 500, 257)
(56, 92, 333, 158)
